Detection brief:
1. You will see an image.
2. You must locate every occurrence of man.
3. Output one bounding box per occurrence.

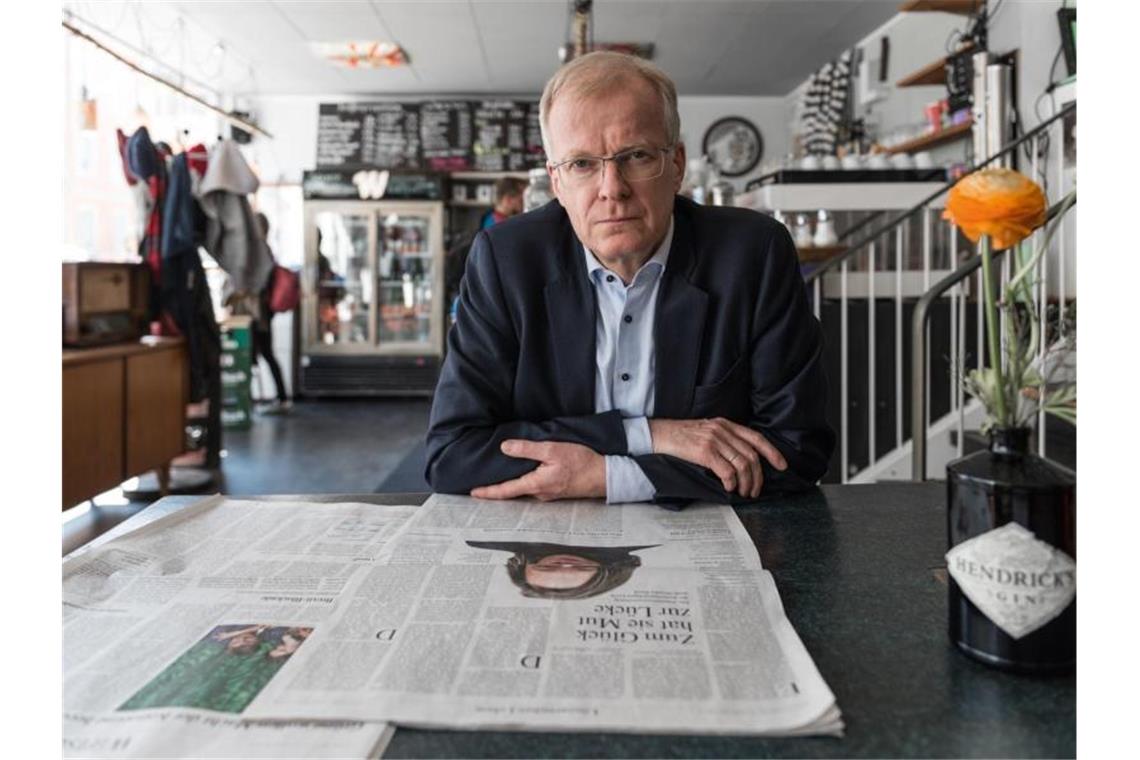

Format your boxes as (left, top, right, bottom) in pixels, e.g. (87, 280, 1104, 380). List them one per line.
(481, 176, 527, 229)
(447, 177, 528, 320)
(252, 212, 290, 414)
(426, 51, 834, 507)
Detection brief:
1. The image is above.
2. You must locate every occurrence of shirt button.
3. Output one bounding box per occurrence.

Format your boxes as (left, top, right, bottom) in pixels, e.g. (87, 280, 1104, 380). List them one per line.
(606, 275, 615, 283)
(623, 314, 632, 324)
(621, 373, 631, 382)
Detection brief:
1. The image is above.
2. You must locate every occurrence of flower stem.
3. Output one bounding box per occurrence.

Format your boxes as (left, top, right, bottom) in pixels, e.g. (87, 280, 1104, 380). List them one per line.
(979, 235, 1008, 424)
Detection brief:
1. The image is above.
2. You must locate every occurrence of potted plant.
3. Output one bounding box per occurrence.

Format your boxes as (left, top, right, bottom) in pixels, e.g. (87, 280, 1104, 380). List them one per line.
(940, 168, 1076, 673)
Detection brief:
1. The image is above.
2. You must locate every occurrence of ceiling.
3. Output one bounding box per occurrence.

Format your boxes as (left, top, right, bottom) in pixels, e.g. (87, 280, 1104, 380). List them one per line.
(64, 0, 898, 98)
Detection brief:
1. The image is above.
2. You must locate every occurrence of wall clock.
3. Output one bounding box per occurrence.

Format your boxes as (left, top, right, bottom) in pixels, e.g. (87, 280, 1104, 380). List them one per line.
(701, 116, 763, 177)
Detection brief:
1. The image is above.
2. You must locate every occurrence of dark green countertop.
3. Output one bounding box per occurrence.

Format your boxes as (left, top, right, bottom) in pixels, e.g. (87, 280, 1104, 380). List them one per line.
(86, 484, 1075, 758)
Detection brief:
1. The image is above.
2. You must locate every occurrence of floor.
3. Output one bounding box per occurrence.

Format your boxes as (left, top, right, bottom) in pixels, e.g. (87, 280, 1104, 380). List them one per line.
(62, 398, 432, 556)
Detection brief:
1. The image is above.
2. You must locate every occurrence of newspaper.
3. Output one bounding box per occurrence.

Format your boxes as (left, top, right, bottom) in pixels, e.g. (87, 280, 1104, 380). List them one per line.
(62, 712, 394, 759)
(246, 494, 843, 736)
(63, 496, 413, 759)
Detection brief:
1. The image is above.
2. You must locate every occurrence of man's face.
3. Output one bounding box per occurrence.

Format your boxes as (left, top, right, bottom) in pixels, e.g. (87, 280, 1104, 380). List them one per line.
(500, 193, 524, 217)
(226, 631, 260, 654)
(546, 77, 685, 269)
(524, 553, 600, 591)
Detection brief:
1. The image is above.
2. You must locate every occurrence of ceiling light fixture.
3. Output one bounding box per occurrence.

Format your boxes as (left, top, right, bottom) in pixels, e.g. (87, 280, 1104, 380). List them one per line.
(311, 41, 409, 69)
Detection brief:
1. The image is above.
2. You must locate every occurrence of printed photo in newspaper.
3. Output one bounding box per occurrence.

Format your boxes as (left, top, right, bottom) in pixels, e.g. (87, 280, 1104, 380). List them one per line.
(62, 496, 411, 758)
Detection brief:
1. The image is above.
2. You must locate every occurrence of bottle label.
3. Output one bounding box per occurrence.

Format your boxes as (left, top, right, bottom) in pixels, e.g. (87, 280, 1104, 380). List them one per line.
(945, 522, 1076, 640)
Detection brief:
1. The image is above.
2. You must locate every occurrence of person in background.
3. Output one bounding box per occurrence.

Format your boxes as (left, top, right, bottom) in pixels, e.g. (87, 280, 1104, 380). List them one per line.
(480, 176, 527, 229)
(316, 249, 345, 343)
(254, 212, 290, 414)
(447, 177, 529, 322)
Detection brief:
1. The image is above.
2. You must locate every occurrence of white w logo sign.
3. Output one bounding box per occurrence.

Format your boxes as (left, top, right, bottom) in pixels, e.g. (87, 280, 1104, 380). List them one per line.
(351, 170, 390, 199)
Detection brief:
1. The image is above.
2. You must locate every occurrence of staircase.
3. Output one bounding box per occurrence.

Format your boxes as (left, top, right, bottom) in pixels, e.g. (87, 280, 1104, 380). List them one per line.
(806, 102, 1075, 484)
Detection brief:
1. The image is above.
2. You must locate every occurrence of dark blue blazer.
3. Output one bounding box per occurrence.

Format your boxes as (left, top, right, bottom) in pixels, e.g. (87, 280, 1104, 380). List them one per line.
(425, 195, 835, 506)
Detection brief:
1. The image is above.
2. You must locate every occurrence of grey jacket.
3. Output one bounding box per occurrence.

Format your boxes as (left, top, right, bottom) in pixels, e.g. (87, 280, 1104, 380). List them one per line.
(197, 140, 273, 294)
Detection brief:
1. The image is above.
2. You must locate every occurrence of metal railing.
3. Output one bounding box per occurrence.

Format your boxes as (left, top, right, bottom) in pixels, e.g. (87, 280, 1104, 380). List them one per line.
(910, 193, 1074, 477)
(800, 102, 1074, 483)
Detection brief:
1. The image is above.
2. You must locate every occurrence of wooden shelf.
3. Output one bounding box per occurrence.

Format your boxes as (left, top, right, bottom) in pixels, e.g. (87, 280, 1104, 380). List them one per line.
(885, 122, 972, 154)
(899, 0, 981, 15)
(63, 336, 185, 368)
(897, 41, 975, 87)
(797, 245, 847, 264)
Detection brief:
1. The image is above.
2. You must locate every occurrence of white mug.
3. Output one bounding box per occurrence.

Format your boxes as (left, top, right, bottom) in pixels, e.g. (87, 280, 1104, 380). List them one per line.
(821, 155, 841, 170)
(800, 155, 822, 170)
(914, 151, 934, 169)
(841, 155, 862, 170)
(867, 154, 890, 169)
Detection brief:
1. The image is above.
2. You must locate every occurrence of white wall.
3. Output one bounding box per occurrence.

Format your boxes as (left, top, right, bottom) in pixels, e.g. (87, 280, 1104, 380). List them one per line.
(677, 97, 788, 190)
(989, 1, 1076, 301)
(988, 0, 1074, 132)
(245, 96, 333, 185)
(859, 11, 967, 164)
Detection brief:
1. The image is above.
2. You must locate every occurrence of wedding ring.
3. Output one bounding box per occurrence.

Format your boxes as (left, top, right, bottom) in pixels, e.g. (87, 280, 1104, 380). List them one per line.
(728, 453, 740, 464)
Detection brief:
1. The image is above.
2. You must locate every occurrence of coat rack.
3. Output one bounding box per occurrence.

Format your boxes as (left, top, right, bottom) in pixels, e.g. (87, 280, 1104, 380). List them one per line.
(61, 18, 273, 140)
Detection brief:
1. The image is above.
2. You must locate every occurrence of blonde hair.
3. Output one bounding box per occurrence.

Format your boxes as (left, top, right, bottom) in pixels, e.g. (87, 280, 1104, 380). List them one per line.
(539, 51, 680, 161)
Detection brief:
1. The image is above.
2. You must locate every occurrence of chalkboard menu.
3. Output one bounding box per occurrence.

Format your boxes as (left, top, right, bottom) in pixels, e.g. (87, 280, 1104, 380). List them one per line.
(525, 102, 545, 167)
(316, 100, 544, 172)
(317, 103, 421, 169)
(472, 100, 531, 172)
(420, 101, 473, 171)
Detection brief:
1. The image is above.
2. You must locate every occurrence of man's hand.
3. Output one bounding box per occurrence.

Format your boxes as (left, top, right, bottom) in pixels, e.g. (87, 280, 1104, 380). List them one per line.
(649, 418, 787, 499)
(470, 440, 607, 501)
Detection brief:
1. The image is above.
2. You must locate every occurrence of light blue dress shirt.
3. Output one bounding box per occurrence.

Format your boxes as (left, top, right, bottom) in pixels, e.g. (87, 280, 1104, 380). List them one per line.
(582, 217, 674, 504)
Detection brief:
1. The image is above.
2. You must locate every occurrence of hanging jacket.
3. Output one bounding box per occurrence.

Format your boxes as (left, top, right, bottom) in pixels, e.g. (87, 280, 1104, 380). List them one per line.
(115, 128, 139, 186)
(161, 153, 220, 403)
(161, 153, 206, 259)
(117, 128, 152, 241)
(126, 126, 166, 317)
(197, 140, 273, 294)
(185, 143, 208, 197)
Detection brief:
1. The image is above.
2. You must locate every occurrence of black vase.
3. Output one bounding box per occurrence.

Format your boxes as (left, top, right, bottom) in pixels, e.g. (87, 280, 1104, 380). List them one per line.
(946, 427, 1076, 673)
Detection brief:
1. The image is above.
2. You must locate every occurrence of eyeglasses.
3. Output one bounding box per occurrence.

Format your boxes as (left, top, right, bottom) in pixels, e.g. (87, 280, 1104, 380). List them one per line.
(549, 145, 675, 187)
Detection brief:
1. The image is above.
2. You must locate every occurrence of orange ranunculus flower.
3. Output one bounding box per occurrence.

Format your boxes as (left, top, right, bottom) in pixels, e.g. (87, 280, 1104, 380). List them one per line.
(942, 168, 1047, 250)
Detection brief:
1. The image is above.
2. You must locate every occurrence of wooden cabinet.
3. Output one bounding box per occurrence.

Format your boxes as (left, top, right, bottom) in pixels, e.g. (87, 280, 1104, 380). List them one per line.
(63, 338, 188, 509)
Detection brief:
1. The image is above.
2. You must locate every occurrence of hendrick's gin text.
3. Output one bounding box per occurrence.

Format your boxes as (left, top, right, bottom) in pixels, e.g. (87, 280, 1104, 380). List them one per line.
(945, 428, 1075, 673)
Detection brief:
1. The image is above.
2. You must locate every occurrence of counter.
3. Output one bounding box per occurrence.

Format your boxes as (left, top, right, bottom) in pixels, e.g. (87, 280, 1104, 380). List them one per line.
(72, 483, 1074, 758)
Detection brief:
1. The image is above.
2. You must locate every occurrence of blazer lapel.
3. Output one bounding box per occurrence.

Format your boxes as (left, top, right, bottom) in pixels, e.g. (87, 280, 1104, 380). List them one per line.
(544, 239, 596, 414)
(654, 207, 707, 418)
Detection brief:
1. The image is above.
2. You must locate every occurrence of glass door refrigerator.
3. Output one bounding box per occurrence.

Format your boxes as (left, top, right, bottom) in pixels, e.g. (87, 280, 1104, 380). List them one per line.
(299, 173, 446, 395)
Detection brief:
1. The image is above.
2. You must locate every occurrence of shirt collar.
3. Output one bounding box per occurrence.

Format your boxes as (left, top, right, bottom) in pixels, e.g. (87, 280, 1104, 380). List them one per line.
(583, 215, 674, 286)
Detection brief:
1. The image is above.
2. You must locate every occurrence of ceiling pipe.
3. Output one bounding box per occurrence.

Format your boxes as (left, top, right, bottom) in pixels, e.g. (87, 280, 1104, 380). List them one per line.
(61, 18, 273, 140)
(571, 0, 592, 60)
